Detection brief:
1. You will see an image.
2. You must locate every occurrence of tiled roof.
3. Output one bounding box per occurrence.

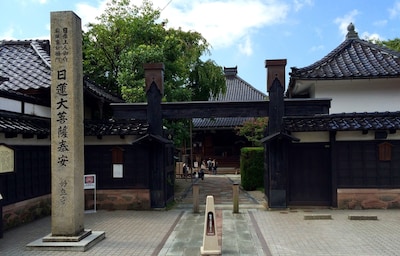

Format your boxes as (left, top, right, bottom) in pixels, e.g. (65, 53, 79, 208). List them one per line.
(0, 111, 148, 136)
(0, 111, 50, 136)
(289, 23, 400, 83)
(0, 40, 51, 91)
(0, 40, 123, 103)
(193, 67, 266, 128)
(193, 117, 254, 129)
(211, 67, 266, 102)
(284, 112, 400, 132)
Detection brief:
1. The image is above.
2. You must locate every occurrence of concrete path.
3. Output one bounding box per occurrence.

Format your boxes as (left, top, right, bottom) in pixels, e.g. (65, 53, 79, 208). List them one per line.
(2, 174, 400, 255)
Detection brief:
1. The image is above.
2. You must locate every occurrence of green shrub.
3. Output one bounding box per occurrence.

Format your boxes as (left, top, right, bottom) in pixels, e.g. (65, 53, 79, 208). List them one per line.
(240, 147, 264, 191)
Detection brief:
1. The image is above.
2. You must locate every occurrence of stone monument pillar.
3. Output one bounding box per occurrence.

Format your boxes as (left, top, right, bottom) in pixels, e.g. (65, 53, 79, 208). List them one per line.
(50, 11, 84, 237)
(27, 11, 104, 251)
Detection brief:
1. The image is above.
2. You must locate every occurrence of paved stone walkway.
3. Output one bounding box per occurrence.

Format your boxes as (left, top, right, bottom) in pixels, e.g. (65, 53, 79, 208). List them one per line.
(2, 174, 400, 255)
(174, 174, 262, 208)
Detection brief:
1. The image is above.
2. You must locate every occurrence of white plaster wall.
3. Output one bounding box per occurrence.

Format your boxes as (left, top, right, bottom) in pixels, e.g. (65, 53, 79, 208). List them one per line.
(0, 97, 21, 113)
(313, 78, 400, 114)
(0, 97, 50, 117)
(336, 130, 400, 141)
(292, 130, 400, 142)
(291, 131, 329, 142)
(24, 103, 51, 118)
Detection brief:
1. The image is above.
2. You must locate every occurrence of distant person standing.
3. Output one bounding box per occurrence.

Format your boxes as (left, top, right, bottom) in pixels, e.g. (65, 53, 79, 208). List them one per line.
(207, 158, 212, 173)
(212, 159, 218, 175)
(199, 160, 206, 180)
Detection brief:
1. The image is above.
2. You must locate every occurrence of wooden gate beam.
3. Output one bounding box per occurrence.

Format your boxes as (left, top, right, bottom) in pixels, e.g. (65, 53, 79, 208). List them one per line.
(111, 98, 330, 120)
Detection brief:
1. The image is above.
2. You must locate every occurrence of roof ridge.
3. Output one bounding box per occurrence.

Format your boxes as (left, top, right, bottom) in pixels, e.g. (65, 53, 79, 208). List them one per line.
(1, 39, 48, 45)
(30, 41, 51, 68)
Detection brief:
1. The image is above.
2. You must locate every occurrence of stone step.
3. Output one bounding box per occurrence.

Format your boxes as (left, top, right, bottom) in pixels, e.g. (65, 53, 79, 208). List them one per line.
(348, 215, 378, 220)
(214, 167, 240, 175)
(304, 214, 332, 220)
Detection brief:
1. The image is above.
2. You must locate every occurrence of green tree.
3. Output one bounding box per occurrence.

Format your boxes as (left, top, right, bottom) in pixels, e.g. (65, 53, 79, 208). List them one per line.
(373, 38, 400, 52)
(235, 117, 268, 146)
(82, 0, 226, 103)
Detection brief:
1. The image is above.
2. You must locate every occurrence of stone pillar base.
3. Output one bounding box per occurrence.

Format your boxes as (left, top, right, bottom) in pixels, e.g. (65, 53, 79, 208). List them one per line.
(26, 230, 105, 252)
(42, 229, 92, 242)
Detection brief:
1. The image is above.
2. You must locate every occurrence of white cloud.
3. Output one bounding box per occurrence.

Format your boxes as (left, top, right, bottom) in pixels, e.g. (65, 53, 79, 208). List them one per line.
(75, 0, 289, 56)
(309, 44, 324, 52)
(75, 1, 109, 31)
(373, 19, 387, 27)
(389, 1, 400, 19)
(157, 0, 289, 50)
(334, 9, 360, 38)
(292, 0, 313, 12)
(361, 32, 383, 42)
(238, 36, 253, 56)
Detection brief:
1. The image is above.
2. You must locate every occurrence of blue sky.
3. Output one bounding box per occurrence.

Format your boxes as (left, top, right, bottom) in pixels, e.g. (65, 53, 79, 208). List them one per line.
(1, 0, 400, 94)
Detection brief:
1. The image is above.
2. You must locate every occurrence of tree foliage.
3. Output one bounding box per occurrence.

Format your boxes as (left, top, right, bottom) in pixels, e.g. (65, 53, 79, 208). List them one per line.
(82, 0, 226, 103)
(373, 38, 400, 52)
(235, 117, 268, 147)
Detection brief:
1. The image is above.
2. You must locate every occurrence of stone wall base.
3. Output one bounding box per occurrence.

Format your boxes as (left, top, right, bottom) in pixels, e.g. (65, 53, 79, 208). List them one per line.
(2, 195, 51, 231)
(2, 189, 152, 231)
(85, 189, 151, 210)
(337, 189, 400, 209)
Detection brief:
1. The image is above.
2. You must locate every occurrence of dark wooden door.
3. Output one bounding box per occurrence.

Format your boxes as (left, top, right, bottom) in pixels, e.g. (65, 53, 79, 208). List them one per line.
(288, 143, 331, 206)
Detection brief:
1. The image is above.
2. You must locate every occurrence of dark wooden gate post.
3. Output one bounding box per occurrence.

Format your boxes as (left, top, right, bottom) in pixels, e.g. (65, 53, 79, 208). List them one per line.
(144, 63, 167, 208)
(265, 59, 287, 208)
(265, 78, 287, 208)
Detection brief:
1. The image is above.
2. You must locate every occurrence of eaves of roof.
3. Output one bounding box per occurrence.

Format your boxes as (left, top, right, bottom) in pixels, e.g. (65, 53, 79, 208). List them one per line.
(0, 111, 148, 136)
(0, 88, 48, 105)
(284, 112, 400, 132)
(0, 111, 50, 136)
(85, 119, 148, 136)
